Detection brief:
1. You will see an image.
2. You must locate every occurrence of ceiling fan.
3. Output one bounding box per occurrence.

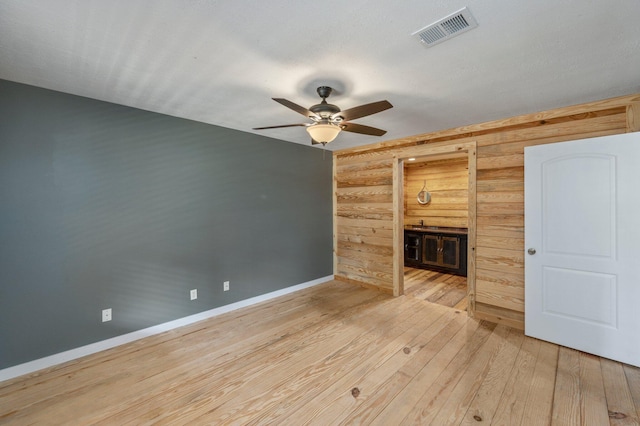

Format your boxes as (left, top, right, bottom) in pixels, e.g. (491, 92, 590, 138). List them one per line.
(253, 86, 393, 146)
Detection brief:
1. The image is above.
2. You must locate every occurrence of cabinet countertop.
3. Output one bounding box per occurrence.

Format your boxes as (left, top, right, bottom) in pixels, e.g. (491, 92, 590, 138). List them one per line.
(404, 226, 468, 235)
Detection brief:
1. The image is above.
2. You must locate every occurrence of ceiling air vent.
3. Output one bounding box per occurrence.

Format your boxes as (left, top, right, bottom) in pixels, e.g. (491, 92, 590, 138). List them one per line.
(412, 7, 478, 48)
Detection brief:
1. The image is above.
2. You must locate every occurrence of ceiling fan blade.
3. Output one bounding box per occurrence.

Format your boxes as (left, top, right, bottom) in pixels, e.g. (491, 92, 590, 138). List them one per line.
(334, 100, 392, 121)
(252, 123, 308, 130)
(272, 98, 318, 119)
(311, 138, 322, 145)
(340, 122, 387, 136)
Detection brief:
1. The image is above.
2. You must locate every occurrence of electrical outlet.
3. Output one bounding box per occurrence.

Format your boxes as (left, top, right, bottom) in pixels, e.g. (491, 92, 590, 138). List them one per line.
(223, 281, 230, 292)
(190, 289, 198, 300)
(102, 308, 112, 322)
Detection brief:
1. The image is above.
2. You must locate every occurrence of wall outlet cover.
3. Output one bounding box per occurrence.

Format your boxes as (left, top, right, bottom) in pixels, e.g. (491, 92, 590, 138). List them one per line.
(223, 281, 230, 291)
(190, 289, 197, 300)
(102, 308, 112, 322)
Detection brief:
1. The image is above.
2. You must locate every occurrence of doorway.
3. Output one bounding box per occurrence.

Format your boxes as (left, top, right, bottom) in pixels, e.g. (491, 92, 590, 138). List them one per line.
(392, 142, 477, 317)
(403, 155, 469, 309)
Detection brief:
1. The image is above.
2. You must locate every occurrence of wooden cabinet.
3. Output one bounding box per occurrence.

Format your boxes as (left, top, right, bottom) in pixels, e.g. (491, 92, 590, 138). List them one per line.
(404, 228, 467, 276)
(404, 232, 423, 267)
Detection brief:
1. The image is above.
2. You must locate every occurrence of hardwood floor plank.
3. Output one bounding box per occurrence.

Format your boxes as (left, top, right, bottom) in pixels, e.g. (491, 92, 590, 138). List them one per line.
(432, 277, 467, 308)
(427, 325, 517, 425)
(623, 364, 640, 421)
(302, 305, 463, 425)
(454, 295, 469, 311)
(412, 279, 450, 300)
(552, 347, 581, 425)
(379, 319, 483, 417)
(402, 271, 433, 295)
(334, 310, 473, 425)
(601, 358, 639, 425)
(578, 352, 609, 426)
(375, 320, 496, 425)
(101, 292, 406, 424)
(425, 275, 461, 304)
(491, 336, 541, 425)
(243, 301, 449, 424)
(519, 339, 559, 426)
(199, 299, 440, 424)
(460, 324, 525, 425)
(404, 267, 467, 309)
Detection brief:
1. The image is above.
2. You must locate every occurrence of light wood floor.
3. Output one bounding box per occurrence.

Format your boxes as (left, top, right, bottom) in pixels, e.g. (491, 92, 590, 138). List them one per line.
(1, 280, 639, 425)
(404, 267, 468, 310)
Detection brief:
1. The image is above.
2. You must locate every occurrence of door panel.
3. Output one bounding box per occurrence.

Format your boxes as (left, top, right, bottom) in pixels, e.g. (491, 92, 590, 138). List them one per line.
(441, 236, 459, 268)
(423, 234, 439, 265)
(525, 132, 640, 367)
(543, 155, 616, 259)
(542, 266, 617, 327)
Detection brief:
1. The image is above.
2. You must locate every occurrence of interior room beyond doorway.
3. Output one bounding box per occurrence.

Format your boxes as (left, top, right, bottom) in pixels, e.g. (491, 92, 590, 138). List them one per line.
(403, 154, 469, 310)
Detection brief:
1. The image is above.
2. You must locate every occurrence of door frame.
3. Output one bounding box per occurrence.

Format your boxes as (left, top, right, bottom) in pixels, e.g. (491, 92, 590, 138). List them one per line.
(392, 141, 477, 316)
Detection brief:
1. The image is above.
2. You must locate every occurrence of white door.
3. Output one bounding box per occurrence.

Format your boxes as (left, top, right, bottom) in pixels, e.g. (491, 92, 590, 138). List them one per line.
(525, 132, 640, 367)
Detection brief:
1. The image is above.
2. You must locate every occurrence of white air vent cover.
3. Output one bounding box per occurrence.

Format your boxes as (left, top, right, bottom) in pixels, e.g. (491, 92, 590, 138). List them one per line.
(412, 7, 478, 48)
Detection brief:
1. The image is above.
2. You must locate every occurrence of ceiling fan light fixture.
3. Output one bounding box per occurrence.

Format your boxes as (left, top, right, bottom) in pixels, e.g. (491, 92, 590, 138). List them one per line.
(306, 123, 341, 143)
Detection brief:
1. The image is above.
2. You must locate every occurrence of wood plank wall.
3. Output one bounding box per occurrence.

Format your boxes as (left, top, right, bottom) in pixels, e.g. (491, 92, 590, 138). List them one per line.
(333, 93, 640, 329)
(404, 158, 469, 228)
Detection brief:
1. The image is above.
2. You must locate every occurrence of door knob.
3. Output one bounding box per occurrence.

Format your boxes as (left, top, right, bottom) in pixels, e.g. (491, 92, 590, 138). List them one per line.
(528, 248, 536, 255)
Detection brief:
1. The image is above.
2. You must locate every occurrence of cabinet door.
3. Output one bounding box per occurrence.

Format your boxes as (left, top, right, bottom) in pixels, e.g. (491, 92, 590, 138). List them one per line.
(404, 232, 422, 262)
(423, 234, 440, 266)
(441, 236, 460, 268)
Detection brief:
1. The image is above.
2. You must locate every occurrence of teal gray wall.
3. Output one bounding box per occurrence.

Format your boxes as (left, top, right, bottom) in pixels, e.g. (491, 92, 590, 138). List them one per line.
(0, 80, 333, 369)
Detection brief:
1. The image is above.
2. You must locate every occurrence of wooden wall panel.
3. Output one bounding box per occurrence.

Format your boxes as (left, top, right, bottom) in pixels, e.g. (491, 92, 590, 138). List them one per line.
(404, 158, 469, 228)
(333, 93, 640, 328)
(334, 155, 395, 292)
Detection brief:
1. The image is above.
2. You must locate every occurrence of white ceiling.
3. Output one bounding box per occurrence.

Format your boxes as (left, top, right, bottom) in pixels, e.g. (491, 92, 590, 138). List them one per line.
(1, 1, 639, 151)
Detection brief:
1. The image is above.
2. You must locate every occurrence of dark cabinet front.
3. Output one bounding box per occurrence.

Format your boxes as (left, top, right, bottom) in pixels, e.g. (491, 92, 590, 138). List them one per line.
(441, 236, 461, 269)
(404, 229, 467, 276)
(422, 234, 440, 266)
(404, 232, 423, 267)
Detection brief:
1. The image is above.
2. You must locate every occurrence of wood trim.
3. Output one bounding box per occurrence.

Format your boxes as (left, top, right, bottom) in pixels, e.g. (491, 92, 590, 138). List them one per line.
(392, 157, 404, 296)
(627, 102, 640, 132)
(335, 93, 640, 156)
(467, 143, 477, 317)
(394, 141, 474, 160)
(332, 156, 338, 277)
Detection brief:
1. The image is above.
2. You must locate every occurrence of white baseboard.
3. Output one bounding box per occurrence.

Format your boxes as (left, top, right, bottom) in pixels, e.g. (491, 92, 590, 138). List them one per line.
(0, 275, 332, 383)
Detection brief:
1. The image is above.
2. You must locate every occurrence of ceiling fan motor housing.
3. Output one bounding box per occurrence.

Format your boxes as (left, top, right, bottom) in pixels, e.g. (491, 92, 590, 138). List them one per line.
(310, 102, 341, 119)
(310, 86, 342, 119)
